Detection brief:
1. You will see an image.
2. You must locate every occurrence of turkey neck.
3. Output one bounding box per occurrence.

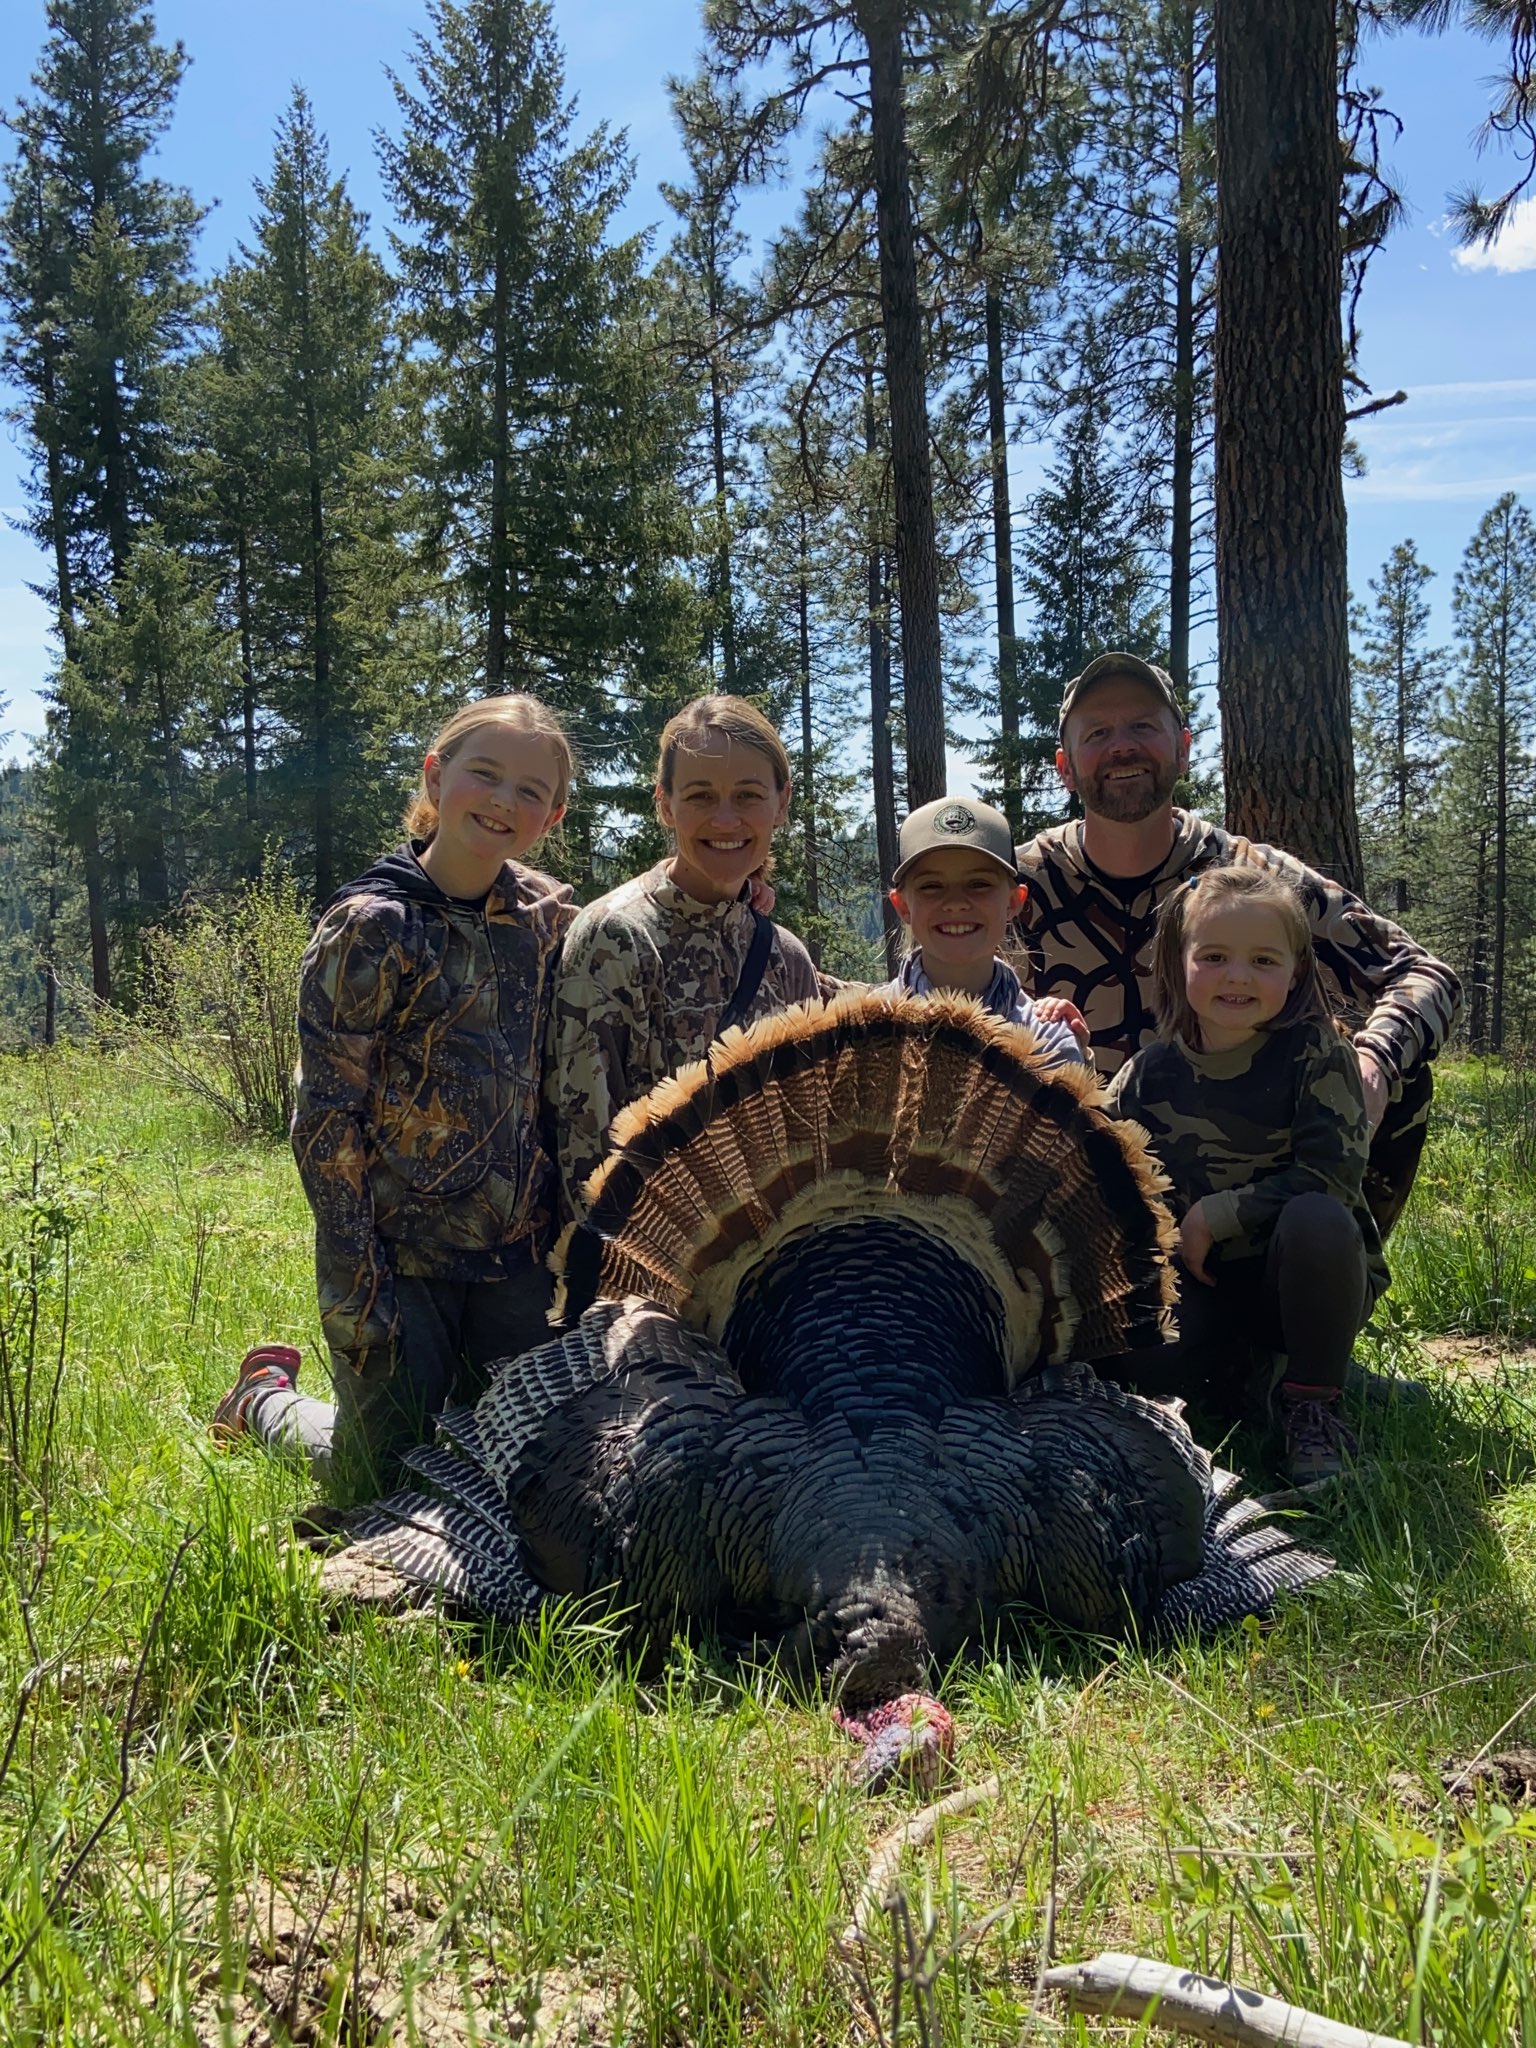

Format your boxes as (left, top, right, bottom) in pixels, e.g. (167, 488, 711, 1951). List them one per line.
(722, 1217, 1011, 1434)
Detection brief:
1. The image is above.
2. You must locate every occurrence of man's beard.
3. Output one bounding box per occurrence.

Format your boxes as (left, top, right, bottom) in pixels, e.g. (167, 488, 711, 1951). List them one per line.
(1072, 754, 1181, 824)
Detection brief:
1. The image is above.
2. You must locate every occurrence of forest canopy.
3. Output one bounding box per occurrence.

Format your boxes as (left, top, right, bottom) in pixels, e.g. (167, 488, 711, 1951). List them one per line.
(1, 0, 1534, 1041)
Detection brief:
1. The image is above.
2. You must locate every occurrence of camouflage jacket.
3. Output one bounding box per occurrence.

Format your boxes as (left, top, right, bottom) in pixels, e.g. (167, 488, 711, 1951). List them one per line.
(1013, 811, 1461, 1091)
(1101, 1017, 1390, 1301)
(549, 861, 822, 1217)
(292, 845, 576, 1366)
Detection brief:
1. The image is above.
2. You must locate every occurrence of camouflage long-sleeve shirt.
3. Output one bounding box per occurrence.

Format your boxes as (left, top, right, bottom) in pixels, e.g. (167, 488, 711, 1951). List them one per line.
(549, 861, 822, 1217)
(1101, 1018, 1389, 1302)
(292, 846, 576, 1368)
(1013, 811, 1461, 1092)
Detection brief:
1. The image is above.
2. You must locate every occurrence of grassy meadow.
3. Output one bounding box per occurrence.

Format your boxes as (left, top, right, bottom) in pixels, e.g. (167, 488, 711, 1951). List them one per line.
(0, 1051, 1535, 2044)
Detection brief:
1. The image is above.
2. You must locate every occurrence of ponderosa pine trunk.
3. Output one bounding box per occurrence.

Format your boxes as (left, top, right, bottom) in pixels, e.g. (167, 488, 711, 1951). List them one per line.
(865, 364, 902, 975)
(856, 0, 945, 807)
(1168, 5, 1197, 704)
(985, 284, 1022, 841)
(1213, 0, 1361, 888)
(796, 510, 821, 959)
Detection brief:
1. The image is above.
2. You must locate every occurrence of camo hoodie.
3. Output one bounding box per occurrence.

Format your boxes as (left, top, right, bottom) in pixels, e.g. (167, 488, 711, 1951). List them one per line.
(1013, 811, 1462, 1089)
(292, 845, 575, 1369)
(549, 861, 821, 1217)
(1102, 1016, 1390, 1303)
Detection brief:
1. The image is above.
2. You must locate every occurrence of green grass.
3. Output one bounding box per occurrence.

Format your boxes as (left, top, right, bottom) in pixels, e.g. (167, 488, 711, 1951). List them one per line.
(1, 1049, 1536, 2042)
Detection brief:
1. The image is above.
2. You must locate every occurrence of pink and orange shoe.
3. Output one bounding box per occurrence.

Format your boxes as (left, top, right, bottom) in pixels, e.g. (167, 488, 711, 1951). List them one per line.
(210, 1343, 301, 1443)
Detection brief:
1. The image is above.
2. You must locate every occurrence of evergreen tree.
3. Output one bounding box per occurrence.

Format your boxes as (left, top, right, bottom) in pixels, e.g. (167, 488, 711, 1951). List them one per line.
(209, 89, 417, 902)
(1212, 0, 1358, 886)
(1015, 370, 1166, 828)
(379, 0, 699, 808)
(1, 0, 201, 991)
(1350, 539, 1447, 917)
(1448, 494, 1536, 1050)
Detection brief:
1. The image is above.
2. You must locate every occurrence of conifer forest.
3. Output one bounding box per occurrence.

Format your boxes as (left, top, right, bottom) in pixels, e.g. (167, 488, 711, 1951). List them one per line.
(2, 0, 1535, 1037)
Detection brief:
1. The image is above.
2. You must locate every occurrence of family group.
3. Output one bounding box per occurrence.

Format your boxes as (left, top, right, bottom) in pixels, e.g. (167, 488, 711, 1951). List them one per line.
(210, 652, 1460, 1500)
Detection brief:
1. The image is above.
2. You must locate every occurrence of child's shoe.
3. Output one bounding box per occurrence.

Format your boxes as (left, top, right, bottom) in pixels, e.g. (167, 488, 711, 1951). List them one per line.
(211, 1343, 301, 1443)
(1279, 1383, 1358, 1484)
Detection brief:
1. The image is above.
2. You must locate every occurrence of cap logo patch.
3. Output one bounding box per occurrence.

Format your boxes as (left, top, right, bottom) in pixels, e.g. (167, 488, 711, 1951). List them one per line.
(934, 803, 975, 835)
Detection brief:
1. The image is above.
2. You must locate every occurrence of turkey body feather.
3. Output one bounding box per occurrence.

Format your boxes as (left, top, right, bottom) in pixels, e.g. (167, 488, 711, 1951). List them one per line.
(324, 992, 1330, 1700)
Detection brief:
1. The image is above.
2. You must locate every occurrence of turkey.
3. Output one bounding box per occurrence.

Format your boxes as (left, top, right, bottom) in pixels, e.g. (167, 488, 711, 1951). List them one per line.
(324, 990, 1329, 1706)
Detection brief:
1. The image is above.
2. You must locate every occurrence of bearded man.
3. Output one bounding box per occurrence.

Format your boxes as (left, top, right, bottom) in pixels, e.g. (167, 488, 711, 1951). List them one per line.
(1014, 652, 1461, 1235)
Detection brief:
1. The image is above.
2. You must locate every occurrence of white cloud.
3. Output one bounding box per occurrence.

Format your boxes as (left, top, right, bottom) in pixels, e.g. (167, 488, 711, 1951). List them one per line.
(1347, 470, 1536, 502)
(1452, 198, 1536, 274)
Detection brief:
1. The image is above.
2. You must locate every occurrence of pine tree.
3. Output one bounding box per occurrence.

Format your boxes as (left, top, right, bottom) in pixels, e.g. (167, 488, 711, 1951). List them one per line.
(1015, 370, 1166, 828)
(379, 0, 699, 801)
(1, 0, 201, 991)
(1449, 494, 1536, 1050)
(209, 88, 413, 902)
(1212, 0, 1358, 886)
(1350, 539, 1447, 918)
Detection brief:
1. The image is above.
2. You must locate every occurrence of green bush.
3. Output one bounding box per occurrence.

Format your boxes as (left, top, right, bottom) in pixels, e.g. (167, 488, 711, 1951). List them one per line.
(132, 856, 311, 1138)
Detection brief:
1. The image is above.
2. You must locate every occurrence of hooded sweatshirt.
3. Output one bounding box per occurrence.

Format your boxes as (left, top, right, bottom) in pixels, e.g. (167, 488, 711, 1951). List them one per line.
(291, 844, 575, 1369)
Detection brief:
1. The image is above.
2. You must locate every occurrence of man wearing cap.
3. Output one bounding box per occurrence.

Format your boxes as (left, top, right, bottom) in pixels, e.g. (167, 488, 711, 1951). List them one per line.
(884, 796, 1086, 1071)
(1014, 652, 1461, 1232)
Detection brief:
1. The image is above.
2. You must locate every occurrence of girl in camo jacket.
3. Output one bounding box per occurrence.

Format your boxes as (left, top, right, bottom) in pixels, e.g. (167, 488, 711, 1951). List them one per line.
(211, 694, 576, 1504)
(1101, 866, 1389, 1485)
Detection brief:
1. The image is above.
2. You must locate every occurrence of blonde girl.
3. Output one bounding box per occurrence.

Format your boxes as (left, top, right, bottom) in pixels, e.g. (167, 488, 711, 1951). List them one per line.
(213, 694, 577, 1503)
(1102, 866, 1389, 1483)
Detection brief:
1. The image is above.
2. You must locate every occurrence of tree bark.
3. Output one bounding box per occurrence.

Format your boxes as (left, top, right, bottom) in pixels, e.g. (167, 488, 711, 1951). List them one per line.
(796, 512, 821, 957)
(236, 518, 259, 853)
(708, 226, 738, 694)
(984, 284, 1022, 841)
(1213, 0, 1360, 888)
(487, 41, 510, 690)
(1168, 3, 1197, 703)
(856, 0, 945, 807)
(865, 367, 902, 975)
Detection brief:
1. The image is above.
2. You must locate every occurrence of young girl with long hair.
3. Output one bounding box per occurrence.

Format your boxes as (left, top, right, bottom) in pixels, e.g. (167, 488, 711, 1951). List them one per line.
(212, 693, 576, 1502)
(1102, 865, 1389, 1482)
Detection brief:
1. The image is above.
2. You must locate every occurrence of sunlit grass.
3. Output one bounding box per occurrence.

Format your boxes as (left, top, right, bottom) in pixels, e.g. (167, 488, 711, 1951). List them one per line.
(0, 1048, 1533, 2041)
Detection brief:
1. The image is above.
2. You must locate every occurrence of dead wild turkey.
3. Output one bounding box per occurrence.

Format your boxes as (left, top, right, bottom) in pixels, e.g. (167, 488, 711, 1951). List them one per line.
(326, 991, 1328, 1703)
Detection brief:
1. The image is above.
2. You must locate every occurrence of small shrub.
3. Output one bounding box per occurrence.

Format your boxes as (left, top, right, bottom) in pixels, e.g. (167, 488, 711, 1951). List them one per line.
(134, 856, 311, 1138)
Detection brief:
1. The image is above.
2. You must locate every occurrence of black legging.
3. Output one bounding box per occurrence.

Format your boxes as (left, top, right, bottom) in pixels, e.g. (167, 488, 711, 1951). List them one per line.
(1098, 1191, 1370, 1416)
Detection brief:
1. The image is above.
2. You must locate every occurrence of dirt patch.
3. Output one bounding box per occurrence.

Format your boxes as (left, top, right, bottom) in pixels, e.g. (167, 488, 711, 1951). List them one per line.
(183, 1872, 614, 2047)
(1418, 1335, 1536, 1377)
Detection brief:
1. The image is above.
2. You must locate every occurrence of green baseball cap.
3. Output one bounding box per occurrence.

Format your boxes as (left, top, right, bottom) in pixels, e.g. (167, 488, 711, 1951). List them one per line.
(1058, 651, 1183, 735)
(892, 797, 1020, 888)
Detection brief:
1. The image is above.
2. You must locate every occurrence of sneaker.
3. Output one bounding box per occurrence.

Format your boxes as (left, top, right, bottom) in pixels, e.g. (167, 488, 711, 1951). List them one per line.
(211, 1343, 301, 1443)
(1280, 1385, 1358, 1484)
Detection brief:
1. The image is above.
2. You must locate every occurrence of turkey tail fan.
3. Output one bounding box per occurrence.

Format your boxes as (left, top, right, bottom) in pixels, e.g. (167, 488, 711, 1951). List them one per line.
(1152, 1473, 1333, 1638)
(553, 989, 1177, 1381)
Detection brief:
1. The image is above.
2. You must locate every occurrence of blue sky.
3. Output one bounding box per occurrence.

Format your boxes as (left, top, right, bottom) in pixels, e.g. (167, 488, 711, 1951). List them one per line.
(1, 0, 1533, 756)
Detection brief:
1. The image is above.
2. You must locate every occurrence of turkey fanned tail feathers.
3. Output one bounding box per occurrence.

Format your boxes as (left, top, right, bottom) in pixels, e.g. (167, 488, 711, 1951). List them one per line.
(323, 993, 1331, 1692)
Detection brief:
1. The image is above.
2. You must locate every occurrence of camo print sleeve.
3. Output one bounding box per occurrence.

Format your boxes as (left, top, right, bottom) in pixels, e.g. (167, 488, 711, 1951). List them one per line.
(1197, 1028, 1370, 1246)
(548, 908, 658, 1219)
(291, 898, 410, 1365)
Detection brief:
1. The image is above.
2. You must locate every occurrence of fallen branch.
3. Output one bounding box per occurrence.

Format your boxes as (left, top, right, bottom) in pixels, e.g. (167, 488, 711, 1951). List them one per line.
(1041, 1951, 1413, 2048)
(838, 1775, 1001, 1954)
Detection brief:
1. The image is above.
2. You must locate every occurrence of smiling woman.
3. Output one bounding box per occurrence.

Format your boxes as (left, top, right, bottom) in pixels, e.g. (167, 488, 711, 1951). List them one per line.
(548, 695, 823, 1217)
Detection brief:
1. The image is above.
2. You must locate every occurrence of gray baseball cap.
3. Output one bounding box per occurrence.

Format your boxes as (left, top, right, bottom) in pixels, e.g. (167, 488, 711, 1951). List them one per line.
(892, 797, 1020, 888)
(1058, 651, 1183, 735)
